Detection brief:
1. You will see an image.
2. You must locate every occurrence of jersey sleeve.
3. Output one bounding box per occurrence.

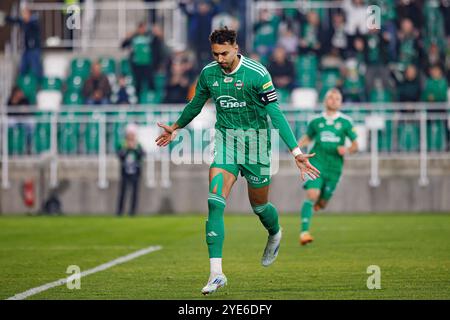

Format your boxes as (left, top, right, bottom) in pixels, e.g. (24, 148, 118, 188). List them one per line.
(257, 72, 298, 151)
(305, 120, 316, 139)
(175, 70, 211, 128)
(345, 119, 358, 141)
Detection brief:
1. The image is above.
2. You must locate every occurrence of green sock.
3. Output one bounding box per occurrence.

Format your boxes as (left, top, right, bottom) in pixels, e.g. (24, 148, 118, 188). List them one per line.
(206, 193, 226, 258)
(252, 202, 280, 236)
(301, 199, 314, 233)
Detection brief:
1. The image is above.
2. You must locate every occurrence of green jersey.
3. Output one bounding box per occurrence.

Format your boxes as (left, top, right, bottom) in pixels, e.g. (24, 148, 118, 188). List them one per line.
(176, 55, 298, 150)
(131, 34, 152, 66)
(306, 112, 357, 174)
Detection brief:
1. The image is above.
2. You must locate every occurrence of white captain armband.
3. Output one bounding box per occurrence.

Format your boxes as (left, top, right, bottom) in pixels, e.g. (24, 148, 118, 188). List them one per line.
(259, 89, 278, 105)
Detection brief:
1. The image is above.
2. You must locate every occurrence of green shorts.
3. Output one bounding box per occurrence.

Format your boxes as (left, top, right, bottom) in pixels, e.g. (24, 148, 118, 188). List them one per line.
(304, 171, 341, 201)
(211, 128, 272, 188)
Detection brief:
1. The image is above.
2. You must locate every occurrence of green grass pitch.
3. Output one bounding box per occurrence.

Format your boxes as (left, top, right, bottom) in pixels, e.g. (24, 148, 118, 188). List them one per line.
(0, 214, 449, 300)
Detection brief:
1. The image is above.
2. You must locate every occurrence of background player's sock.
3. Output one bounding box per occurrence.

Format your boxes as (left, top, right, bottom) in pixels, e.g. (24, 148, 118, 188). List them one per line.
(206, 193, 226, 260)
(252, 202, 280, 236)
(301, 199, 314, 232)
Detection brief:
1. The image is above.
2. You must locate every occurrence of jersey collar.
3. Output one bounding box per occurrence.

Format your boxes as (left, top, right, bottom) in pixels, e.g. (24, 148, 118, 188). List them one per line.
(322, 111, 341, 122)
(221, 54, 243, 75)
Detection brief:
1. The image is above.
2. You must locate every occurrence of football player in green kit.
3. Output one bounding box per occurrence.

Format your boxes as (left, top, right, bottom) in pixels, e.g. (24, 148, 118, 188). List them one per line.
(298, 88, 358, 246)
(155, 28, 320, 295)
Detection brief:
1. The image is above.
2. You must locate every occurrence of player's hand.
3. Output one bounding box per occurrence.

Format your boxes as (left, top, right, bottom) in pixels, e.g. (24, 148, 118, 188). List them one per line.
(337, 146, 347, 156)
(294, 153, 320, 181)
(155, 122, 178, 147)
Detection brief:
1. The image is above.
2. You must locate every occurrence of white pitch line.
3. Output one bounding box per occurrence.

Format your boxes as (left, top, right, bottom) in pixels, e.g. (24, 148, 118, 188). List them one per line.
(6, 245, 162, 300)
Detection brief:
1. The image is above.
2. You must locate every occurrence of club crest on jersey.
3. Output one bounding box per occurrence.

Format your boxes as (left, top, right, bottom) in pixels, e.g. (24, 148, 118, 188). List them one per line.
(224, 77, 233, 83)
(335, 122, 342, 130)
(234, 80, 244, 90)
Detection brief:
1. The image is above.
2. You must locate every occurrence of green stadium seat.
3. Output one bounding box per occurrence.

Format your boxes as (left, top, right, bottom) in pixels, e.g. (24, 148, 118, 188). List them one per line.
(106, 111, 128, 153)
(58, 112, 80, 155)
(16, 74, 38, 104)
(66, 75, 84, 93)
(70, 58, 91, 79)
(63, 90, 83, 105)
(83, 112, 102, 154)
(295, 54, 318, 88)
(99, 57, 116, 75)
(427, 120, 447, 152)
(398, 121, 420, 152)
(8, 124, 26, 155)
(139, 89, 162, 104)
(120, 58, 132, 76)
(319, 69, 341, 101)
(369, 88, 393, 103)
(277, 88, 291, 104)
(154, 73, 167, 92)
(33, 115, 51, 154)
(41, 77, 63, 91)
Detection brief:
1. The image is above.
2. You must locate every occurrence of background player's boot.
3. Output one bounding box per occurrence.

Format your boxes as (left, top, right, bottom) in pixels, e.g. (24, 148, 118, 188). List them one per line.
(261, 228, 282, 267)
(300, 231, 314, 246)
(201, 273, 227, 295)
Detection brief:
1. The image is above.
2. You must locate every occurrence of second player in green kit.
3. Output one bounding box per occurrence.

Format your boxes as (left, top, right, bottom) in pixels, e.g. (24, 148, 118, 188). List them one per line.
(298, 89, 358, 246)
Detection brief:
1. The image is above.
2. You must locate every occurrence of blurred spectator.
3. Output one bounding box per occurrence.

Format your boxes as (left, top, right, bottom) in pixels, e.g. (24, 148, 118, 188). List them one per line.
(277, 26, 298, 57)
(365, 27, 394, 93)
(423, 42, 445, 75)
(298, 11, 324, 55)
(396, 0, 423, 30)
(82, 62, 112, 105)
(179, 0, 219, 69)
(121, 22, 163, 99)
(267, 47, 295, 90)
(253, 9, 281, 63)
(116, 76, 130, 104)
(442, 0, 450, 37)
(369, 0, 397, 61)
(421, 64, 449, 102)
(325, 11, 348, 56)
(321, 46, 345, 72)
(116, 123, 145, 217)
(397, 65, 421, 102)
(6, 6, 42, 78)
(342, 0, 368, 40)
(423, 0, 446, 51)
(445, 38, 450, 83)
(342, 59, 366, 102)
(396, 18, 422, 71)
(7, 86, 33, 154)
(163, 55, 191, 104)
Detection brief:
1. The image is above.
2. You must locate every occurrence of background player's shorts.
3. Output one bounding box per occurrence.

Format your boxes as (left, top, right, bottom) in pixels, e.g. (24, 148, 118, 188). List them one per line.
(211, 128, 271, 188)
(304, 172, 341, 201)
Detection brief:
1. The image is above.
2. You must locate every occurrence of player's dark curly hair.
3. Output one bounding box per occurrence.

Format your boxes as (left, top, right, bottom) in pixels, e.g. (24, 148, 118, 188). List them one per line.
(209, 27, 237, 45)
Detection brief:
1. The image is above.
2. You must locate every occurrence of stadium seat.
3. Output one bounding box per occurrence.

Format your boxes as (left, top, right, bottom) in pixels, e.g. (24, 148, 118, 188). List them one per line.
(427, 120, 447, 152)
(154, 73, 167, 92)
(99, 57, 116, 75)
(8, 124, 26, 155)
(16, 74, 38, 104)
(291, 88, 318, 109)
(295, 54, 318, 88)
(33, 114, 51, 154)
(41, 77, 63, 91)
(369, 88, 393, 103)
(139, 89, 162, 104)
(66, 75, 84, 93)
(83, 112, 102, 154)
(277, 88, 291, 104)
(37, 90, 62, 111)
(43, 54, 69, 79)
(120, 58, 132, 76)
(63, 90, 83, 105)
(319, 69, 341, 101)
(70, 58, 91, 79)
(398, 121, 420, 152)
(58, 112, 80, 154)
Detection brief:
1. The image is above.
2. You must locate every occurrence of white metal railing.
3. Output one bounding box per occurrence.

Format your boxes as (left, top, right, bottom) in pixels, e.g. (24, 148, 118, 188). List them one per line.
(1, 104, 450, 191)
(23, 1, 184, 50)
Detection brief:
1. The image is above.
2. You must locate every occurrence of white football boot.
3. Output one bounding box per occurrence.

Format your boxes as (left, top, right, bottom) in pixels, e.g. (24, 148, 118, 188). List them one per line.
(201, 273, 227, 295)
(261, 228, 282, 267)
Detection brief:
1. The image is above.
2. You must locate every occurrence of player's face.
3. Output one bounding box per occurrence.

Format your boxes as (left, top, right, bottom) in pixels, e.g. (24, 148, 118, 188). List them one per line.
(211, 42, 238, 71)
(325, 91, 342, 111)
